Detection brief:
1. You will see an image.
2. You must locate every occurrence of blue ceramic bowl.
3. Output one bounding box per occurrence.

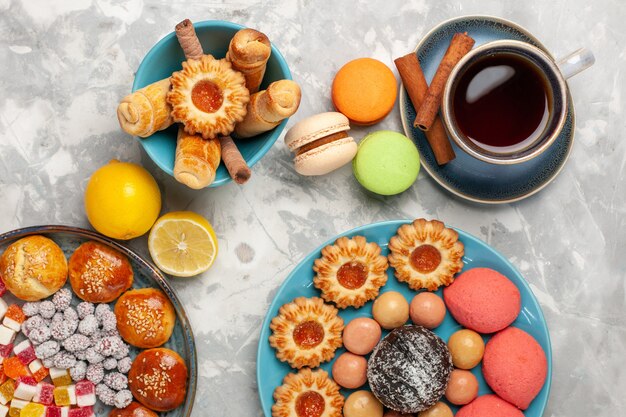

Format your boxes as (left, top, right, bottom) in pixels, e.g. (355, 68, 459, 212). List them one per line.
(257, 220, 552, 417)
(133, 20, 293, 187)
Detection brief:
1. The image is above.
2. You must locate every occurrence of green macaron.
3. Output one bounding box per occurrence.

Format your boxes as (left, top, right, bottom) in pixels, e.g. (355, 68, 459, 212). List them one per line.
(352, 130, 420, 195)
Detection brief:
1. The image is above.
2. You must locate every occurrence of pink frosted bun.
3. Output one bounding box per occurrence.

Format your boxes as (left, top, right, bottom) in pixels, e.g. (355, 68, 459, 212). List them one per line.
(456, 395, 524, 417)
(443, 268, 520, 333)
(482, 327, 548, 410)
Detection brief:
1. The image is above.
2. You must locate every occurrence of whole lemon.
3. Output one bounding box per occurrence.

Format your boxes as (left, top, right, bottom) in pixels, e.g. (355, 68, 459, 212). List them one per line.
(85, 160, 161, 240)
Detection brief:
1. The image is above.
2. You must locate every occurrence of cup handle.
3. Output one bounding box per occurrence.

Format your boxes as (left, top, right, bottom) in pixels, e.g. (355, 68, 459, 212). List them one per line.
(557, 48, 595, 79)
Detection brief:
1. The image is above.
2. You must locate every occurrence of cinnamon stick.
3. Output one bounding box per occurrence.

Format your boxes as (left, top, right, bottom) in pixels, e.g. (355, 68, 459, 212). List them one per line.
(174, 18, 252, 184)
(395, 53, 455, 165)
(219, 136, 251, 184)
(414, 32, 475, 131)
(175, 19, 203, 61)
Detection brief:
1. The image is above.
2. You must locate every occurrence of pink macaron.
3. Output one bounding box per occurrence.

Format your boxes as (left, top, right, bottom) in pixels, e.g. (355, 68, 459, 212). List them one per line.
(443, 267, 521, 333)
(482, 327, 548, 410)
(284, 112, 357, 176)
(455, 395, 524, 417)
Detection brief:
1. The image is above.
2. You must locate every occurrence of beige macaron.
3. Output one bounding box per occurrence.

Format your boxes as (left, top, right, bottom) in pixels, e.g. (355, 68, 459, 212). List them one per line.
(284, 112, 357, 175)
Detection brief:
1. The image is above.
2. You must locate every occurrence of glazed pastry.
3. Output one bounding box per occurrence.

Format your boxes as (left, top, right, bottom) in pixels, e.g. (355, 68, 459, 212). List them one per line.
(226, 28, 271, 94)
(0, 235, 68, 301)
(167, 55, 249, 139)
(173, 126, 221, 189)
(117, 78, 173, 138)
(272, 368, 344, 417)
(388, 219, 464, 291)
(109, 402, 158, 417)
(269, 297, 343, 369)
(128, 348, 188, 412)
(114, 288, 176, 348)
(367, 325, 453, 414)
(234, 80, 302, 138)
(68, 241, 133, 303)
(313, 236, 388, 309)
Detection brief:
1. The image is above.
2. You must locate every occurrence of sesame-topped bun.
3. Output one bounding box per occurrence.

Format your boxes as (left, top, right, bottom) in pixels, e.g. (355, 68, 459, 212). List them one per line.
(128, 348, 188, 412)
(0, 235, 68, 301)
(69, 241, 133, 303)
(114, 288, 176, 348)
(109, 401, 159, 417)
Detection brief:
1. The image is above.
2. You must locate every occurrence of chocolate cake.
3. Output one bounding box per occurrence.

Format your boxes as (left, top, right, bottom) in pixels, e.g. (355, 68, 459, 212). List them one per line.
(367, 325, 453, 413)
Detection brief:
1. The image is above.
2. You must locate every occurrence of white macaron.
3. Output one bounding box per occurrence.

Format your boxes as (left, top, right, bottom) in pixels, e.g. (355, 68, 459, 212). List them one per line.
(284, 112, 357, 176)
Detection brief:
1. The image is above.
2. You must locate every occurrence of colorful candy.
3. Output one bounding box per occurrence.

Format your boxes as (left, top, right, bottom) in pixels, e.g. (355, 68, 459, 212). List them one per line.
(74, 382, 95, 408)
(0, 327, 16, 347)
(0, 345, 13, 364)
(3, 357, 29, 380)
(0, 300, 7, 322)
(48, 370, 70, 388)
(8, 399, 27, 417)
(52, 386, 75, 407)
(43, 406, 69, 417)
(18, 402, 45, 417)
(0, 404, 7, 417)
(13, 377, 36, 402)
(0, 380, 15, 405)
(3, 306, 25, 333)
(33, 383, 54, 406)
(27, 362, 48, 383)
(67, 407, 92, 417)
(13, 342, 36, 366)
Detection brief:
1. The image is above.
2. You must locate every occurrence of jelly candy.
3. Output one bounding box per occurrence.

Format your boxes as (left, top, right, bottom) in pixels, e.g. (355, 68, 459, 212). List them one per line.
(32, 383, 53, 406)
(0, 380, 15, 405)
(13, 377, 36, 402)
(3, 358, 29, 380)
(48, 369, 71, 388)
(13, 342, 36, 366)
(26, 361, 47, 383)
(3, 306, 25, 332)
(18, 402, 45, 417)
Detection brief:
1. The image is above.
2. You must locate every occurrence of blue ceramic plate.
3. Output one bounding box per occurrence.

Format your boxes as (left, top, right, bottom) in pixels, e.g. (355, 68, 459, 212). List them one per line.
(400, 16, 575, 204)
(257, 220, 552, 416)
(133, 20, 292, 187)
(0, 226, 197, 417)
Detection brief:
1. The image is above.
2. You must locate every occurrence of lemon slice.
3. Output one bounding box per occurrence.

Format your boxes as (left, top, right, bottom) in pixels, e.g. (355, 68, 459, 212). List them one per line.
(148, 211, 218, 277)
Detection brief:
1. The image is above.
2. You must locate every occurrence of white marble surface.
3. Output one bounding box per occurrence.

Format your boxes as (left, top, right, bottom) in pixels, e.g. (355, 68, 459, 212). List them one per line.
(1, 0, 625, 416)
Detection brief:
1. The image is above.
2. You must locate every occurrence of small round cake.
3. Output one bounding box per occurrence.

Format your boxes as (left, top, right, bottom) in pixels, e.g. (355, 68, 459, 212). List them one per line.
(367, 325, 453, 414)
(0, 235, 68, 301)
(69, 241, 134, 303)
(455, 395, 524, 417)
(443, 268, 520, 334)
(115, 288, 176, 348)
(128, 348, 188, 411)
(109, 402, 158, 417)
